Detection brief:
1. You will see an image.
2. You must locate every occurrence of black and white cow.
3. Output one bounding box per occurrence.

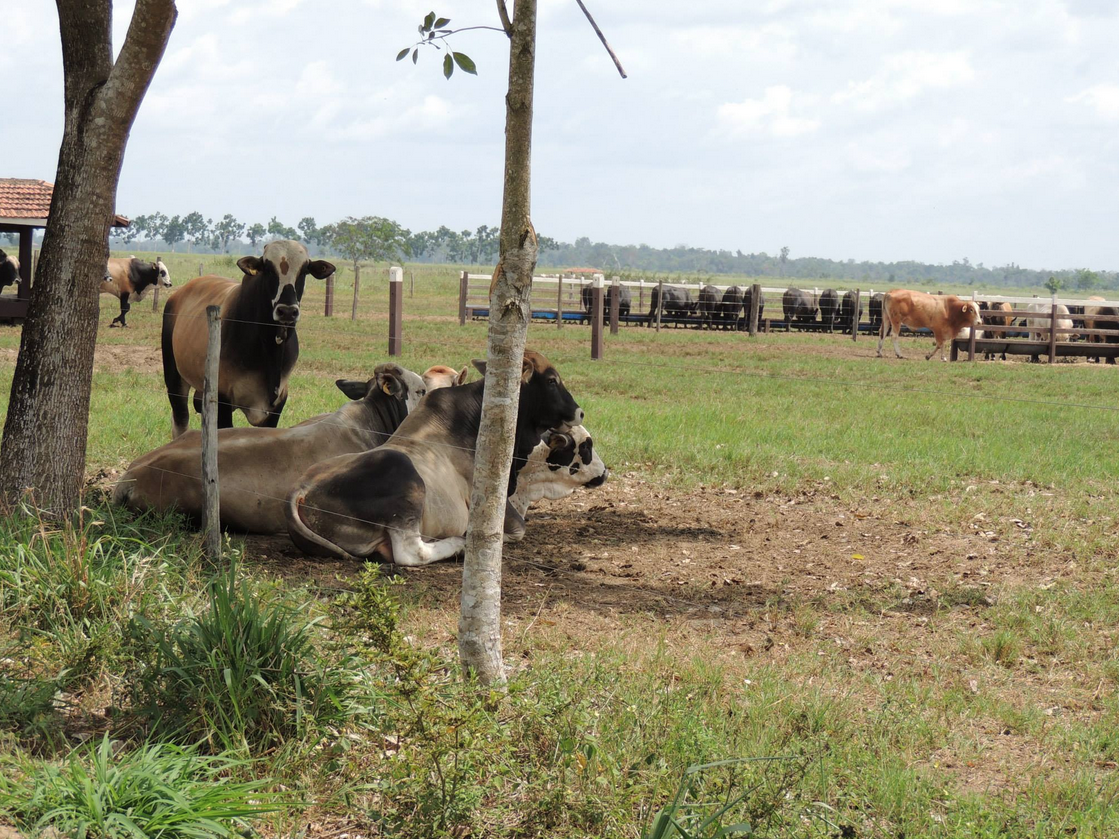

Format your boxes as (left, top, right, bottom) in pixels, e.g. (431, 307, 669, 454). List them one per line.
(161, 240, 335, 438)
(0, 250, 19, 293)
(101, 256, 172, 327)
(285, 350, 584, 565)
(507, 425, 607, 525)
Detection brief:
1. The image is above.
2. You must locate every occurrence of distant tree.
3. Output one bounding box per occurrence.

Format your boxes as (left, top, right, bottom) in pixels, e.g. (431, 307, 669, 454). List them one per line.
(1075, 268, 1100, 291)
(182, 211, 210, 252)
(297, 216, 320, 246)
(1045, 276, 1063, 294)
(146, 211, 168, 243)
(266, 216, 298, 241)
(162, 214, 186, 252)
(246, 223, 266, 249)
(210, 214, 245, 253)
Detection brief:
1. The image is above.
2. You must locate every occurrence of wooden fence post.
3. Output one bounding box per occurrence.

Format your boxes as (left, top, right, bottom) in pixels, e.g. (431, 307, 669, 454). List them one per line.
(388, 266, 403, 356)
(655, 280, 663, 332)
(459, 270, 469, 325)
(1048, 292, 1058, 363)
(852, 288, 860, 342)
(202, 305, 222, 560)
(409, 270, 414, 298)
(591, 274, 604, 360)
(968, 291, 977, 361)
(609, 275, 620, 334)
(351, 263, 361, 321)
(198, 261, 203, 277)
(324, 272, 335, 316)
(556, 275, 564, 328)
(748, 283, 760, 336)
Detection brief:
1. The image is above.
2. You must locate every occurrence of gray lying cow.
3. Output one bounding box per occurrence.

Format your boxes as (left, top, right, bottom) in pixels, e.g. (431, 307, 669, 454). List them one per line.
(113, 364, 426, 533)
(285, 350, 583, 565)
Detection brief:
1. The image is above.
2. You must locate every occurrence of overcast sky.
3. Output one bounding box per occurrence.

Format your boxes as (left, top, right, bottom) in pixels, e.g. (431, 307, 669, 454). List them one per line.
(5, 0, 1118, 270)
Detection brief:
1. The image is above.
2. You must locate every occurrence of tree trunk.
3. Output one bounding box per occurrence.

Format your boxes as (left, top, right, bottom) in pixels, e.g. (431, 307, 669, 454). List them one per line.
(351, 261, 361, 320)
(0, 0, 177, 514)
(459, 0, 537, 685)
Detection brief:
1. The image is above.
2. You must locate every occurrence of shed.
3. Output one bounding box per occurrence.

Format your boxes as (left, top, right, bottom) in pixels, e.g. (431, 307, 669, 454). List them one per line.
(0, 178, 129, 320)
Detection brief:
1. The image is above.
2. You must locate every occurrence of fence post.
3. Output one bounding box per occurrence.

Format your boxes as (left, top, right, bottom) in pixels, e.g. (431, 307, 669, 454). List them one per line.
(198, 261, 203, 277)
(459, 270, 469, 325)
(388, 266, 403, 356)
(748, 283, 760, 336)
(1048, 292, 1058, 363)
(609, 275, 620, 334)
(556, 275, 564, 328)
(638, 279, 646, 323)
(590, 274, 604, 360)
(968, 290, 977, 361)
(324, 272, 335, 316)
(202, 305, 222, 561)
(852, 288, 860, 342)
(655, 280, 663, 332)
(152, 285, 160, 313)
(409, 270, 414, 298)
(351, 263, 361, 321)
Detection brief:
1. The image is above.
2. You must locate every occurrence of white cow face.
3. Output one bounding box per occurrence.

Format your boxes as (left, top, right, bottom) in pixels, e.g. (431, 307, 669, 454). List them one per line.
(509, 425, 607, 517)
(156, 259, 172, 288)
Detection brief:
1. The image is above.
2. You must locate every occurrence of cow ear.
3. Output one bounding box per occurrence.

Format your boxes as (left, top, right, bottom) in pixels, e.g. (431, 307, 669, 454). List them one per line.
(237, 256, 264, 276)
(335, 378, 368, 401)
(307, 260, 335, 279)
(471, 358, 487, 376)
(546, 431, 570, 451)
(456, 366, 469, 386)
(375, 363, 406, 398)
(521, 357, 533, 383)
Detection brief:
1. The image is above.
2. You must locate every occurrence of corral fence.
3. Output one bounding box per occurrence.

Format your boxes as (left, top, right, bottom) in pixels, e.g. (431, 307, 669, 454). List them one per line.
(458, 273, 1119, 363)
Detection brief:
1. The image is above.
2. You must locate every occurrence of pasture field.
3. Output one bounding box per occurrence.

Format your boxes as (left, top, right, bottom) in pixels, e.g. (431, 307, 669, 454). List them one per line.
(1, 255, 1118, 838)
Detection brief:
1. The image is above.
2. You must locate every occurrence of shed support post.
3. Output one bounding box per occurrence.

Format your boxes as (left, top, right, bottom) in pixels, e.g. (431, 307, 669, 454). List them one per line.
(388, 266, 403, 356)
(202, 305, 222, 561)
(17, 229, 32, 300)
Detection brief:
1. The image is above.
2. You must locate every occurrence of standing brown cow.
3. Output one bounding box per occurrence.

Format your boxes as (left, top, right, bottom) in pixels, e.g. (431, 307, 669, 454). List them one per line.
(877, 290, 981, 361)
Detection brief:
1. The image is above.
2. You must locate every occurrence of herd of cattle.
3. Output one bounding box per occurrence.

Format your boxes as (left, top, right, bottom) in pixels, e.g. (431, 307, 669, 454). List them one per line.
(111, 240, 606, 566)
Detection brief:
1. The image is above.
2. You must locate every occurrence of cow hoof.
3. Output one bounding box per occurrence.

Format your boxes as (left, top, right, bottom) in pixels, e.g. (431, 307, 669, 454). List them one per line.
(109, 321, 122, 328)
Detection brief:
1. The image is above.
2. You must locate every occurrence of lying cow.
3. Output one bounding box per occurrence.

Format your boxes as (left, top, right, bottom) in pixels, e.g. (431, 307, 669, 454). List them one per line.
(877, 290, 981, 361)
(101, 256, 172, 327)
(113, 364, 426, 532)
(285, 350, 584, 565)
(422, 365, 469, 389)
(162, 240, 335, 437)
(0, 250, 19, 293)
(507, 425, 607, 529)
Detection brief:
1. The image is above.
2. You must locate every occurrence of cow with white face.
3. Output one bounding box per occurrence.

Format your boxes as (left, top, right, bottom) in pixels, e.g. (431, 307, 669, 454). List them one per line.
(161, 240, 334, 437)
(101, 256, 172, 327)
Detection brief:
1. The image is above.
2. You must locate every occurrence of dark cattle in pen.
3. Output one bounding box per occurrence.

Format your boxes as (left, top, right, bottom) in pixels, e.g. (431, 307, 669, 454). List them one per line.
(818, 289, 840, 333)
(113, 364, 426, 533)
(838, 290, 863, 335)
(161, 240, 335, 438)
(868, 293, 884, 332)
(877, 289, 981, 361)
(781, 288, 816, 329)
(718, 286, 744, 330)
(646, 285, 695, 326)
(0, 250, 18, 293)
(580, 283, 632, 323)
(697, 285, 719, 329)
(285, 350, 584, 565)
(737, 285, 765, 331)
(101, 256, 172, 327)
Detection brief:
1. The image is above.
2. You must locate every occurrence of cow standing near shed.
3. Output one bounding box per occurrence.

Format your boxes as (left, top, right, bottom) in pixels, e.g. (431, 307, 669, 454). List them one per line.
(161, 240, 334, 438)
(877, 290, 982, 361)
(0, 250, 19, 294)
(101, 256, 171, 327)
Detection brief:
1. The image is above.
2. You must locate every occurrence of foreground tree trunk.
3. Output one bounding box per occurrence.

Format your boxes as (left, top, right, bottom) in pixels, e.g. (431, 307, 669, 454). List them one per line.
(0, 0, 177, 514)
(459, 0, 537, 685)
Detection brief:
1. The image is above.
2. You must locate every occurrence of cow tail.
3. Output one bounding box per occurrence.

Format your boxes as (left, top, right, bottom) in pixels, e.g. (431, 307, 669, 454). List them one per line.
(286, 489, 349, 559)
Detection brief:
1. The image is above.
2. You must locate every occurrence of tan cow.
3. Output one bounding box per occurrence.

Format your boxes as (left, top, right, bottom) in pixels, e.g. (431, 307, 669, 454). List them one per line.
(113, 364, 426, 533)
(877, 290, 981, 361)
(421, 364, 468, 390)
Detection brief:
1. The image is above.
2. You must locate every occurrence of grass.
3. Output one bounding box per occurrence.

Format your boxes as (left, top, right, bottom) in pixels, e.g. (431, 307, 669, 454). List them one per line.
(1, 257, 1119, 836)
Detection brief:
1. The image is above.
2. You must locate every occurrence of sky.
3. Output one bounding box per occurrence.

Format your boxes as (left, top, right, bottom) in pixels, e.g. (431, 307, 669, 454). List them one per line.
(4, 0, 1119, 270)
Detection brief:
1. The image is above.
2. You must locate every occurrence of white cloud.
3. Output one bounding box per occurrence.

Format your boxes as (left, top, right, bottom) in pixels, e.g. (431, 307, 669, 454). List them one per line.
(717, 86, 820, 138)
(1068, 83, 1119, 121)
(672, 23, 798, 63)
(833, 51, 975, 112)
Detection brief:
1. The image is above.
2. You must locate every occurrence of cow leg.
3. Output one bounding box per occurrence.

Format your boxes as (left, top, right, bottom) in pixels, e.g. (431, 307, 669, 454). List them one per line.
(503, 501, 527, 543)
(110, 295, 131, 328)
(387, 528, 466, 567)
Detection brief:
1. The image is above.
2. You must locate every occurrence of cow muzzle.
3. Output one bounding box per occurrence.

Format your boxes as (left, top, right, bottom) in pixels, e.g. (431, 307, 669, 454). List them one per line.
(274, 304, 300, 326)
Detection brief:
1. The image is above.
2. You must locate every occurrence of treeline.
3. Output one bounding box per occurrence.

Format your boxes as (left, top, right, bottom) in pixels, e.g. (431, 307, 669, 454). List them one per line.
(110, 212, 1119, 292)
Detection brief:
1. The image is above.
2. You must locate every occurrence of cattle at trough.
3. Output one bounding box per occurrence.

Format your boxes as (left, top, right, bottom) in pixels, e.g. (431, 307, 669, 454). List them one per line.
(114, 364, 426, 533)
(818, 289, 840, 333)
(285, 350, 584, 565)
(782, 288, 816, 329)
(579, 283, 633, 324)
(1082, 296, 1118, 364)
(737, 285, 765, 331)
(646, 285, 695, 326)
(0, 250, 19, 293)
(1025, 301, 1074, 361)
(101, 256, 172, 327)
(161, 240, 335, 438)
(718, 286, 744, 330)
(978, 301, 1014, 360)
(868, 293, 884, 332)
(838, 290, 863, 335)
(877, 290, 982, 361)
(422, 365, 469, 389)
(696, 285, 720, 329)
(507, 425, 607, 526)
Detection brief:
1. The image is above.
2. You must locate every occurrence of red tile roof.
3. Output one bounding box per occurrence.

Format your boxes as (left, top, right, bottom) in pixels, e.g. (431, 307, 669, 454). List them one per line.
(0, 178, 129, 227)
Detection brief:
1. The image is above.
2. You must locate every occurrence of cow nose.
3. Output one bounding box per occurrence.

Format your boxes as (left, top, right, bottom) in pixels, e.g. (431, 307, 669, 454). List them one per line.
(274, 304, 300, 324)
(573, 407, 585, 425)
